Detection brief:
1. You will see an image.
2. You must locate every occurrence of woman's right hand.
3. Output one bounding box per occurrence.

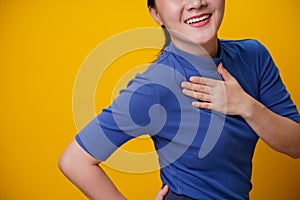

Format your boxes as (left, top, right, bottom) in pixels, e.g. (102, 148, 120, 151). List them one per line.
(154, 185, 169, 200)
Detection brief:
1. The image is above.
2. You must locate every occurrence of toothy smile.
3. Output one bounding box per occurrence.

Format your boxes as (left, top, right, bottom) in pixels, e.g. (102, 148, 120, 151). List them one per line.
(185, 14, 212, 24)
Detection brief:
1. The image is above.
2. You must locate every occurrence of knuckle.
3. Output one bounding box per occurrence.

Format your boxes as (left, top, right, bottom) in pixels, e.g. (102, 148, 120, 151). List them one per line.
(196, 93, 203, 99)
(203, 103, 211, 109)
(191, 84, 197, 90)
(199, 85, 205, 91)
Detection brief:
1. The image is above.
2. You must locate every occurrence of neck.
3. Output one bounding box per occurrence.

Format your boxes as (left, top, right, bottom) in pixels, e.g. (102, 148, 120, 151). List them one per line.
(171, 36, 219, 58)
(201, 38, 219, 58)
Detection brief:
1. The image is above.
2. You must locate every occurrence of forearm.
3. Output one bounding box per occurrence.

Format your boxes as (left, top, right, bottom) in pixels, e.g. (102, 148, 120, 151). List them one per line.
(241, 96, 300, 158)
(61, 161, 125, 200)
(58, 140, 126, 200)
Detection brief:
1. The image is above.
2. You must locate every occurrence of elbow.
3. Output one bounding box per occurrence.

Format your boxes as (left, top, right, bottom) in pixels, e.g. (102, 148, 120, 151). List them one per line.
(58, 140, 100, 175)
(58, 152, 72, 175)
(287, 139, 300, 159)
(274, 144, 300, 159)
(58, 145, 79, 176)
(284, 146, 300, 159)
(58, 140, 80, 175)
(58, 150, 81, 181)
(290, 155, 300, 159)
(288, 151, 300, 159)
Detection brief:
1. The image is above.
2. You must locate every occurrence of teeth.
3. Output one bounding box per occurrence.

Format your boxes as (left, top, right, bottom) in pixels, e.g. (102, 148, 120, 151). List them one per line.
(186, 14, 210, 24)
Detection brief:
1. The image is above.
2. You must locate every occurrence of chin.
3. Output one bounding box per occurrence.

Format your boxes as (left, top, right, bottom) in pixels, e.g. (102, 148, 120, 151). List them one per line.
(194, 34, 217, 47)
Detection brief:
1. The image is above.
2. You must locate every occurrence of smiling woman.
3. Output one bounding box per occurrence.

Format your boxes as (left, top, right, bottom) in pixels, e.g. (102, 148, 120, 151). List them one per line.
(58, 0, 300, 200)
(0, 0, 299, 200)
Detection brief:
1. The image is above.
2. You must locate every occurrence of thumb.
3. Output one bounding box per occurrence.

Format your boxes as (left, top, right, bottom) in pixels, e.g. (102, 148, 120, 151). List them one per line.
(217, 63, 231, 81)
(155, 185, 169, 200)
(160, 185, 169, 196)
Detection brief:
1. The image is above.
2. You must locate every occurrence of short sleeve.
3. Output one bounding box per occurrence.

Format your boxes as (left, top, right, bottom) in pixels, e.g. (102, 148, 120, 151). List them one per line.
(74, 60, 185, 161)
(257, 41, 300, 122)
(75, 70, 162, 161)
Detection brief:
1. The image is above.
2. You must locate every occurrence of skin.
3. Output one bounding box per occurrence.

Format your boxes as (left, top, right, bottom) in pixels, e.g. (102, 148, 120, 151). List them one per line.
(182, 63, 300, 158)
(58, 140, 126, 200)
(155, 185, 169, 200)
(149, 0, 224, 58)
(149, 0, 300, 159)
(59, 0, 300, 199)
(154, 0, 300, 198)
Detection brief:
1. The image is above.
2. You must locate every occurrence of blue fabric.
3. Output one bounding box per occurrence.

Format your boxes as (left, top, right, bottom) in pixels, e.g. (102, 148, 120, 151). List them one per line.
(76, 39, 300, 200)
(164, 190, 196, 200)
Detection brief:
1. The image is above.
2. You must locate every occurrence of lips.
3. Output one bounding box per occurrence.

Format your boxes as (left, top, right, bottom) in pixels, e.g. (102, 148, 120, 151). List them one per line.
(184, 14, 212, 25)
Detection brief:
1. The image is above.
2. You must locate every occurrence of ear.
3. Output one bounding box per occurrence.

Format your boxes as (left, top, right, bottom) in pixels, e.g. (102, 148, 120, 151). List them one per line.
(148, 6, 164, 26)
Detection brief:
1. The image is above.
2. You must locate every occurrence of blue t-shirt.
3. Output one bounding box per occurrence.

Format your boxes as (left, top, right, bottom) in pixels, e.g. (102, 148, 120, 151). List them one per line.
(76, 39, 300, 200)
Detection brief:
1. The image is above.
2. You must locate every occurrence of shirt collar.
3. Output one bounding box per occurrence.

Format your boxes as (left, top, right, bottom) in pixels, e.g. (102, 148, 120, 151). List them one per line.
(165, 41, 223, 80)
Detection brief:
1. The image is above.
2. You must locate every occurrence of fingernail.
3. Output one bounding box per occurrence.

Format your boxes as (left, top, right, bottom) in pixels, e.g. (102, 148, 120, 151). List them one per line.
(192, 102, 198, 107)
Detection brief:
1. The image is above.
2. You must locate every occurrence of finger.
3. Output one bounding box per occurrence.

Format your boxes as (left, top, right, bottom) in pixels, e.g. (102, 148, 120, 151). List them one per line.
(160, 185, 169, 196)
(189, 76, 217, 87)
(192, 101, 213, 110)
(182, 89, 212, 102)
(155, 185, 169, 200)
(217, 63, 231, 82)
(181, 81, 210, 94)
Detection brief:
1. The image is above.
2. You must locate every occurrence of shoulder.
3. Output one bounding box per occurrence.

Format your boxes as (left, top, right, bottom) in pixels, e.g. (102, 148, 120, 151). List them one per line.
(136, 49, 185, 83)
(125, 50, 184, 98)
(220, 39, 272, 64)
(220, 39, 268, 53)
(220, 38, 264, 47)
(143, 50, 171, 75)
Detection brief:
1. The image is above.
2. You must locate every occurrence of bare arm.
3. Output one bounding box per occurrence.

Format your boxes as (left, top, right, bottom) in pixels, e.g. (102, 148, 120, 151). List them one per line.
(58, 140, 126, 200)
(240, 95, 300, 158)
(182, 63, 300, 158)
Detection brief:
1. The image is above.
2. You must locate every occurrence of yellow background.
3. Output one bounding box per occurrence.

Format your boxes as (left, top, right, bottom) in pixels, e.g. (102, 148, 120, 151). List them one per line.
(1, 0, 299, 199)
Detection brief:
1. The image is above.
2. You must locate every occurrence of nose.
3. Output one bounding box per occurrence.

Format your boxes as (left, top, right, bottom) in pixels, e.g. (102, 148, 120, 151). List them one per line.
(184, 0, 207, 10)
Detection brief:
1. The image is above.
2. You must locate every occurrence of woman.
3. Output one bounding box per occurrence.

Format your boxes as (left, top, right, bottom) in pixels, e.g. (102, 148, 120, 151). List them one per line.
(59, 0, 300, 199)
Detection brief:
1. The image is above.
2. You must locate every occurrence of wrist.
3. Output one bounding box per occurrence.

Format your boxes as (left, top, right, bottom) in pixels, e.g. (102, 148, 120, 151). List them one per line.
(239, 94, 263, 120)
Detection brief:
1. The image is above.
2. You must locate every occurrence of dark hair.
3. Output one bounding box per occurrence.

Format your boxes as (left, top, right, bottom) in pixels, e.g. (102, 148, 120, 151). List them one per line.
(147, 0, 171, 50)
(147, 0, 155, 7)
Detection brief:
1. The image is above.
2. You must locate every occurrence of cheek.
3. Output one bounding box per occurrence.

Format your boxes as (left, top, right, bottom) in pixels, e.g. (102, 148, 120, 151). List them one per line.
(215, 0, 225, 15)
(210, 0, 225, 13)
(156, 0, 183, 25)
(211, 0, 225, 6)
(212, 0, 225, 28)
